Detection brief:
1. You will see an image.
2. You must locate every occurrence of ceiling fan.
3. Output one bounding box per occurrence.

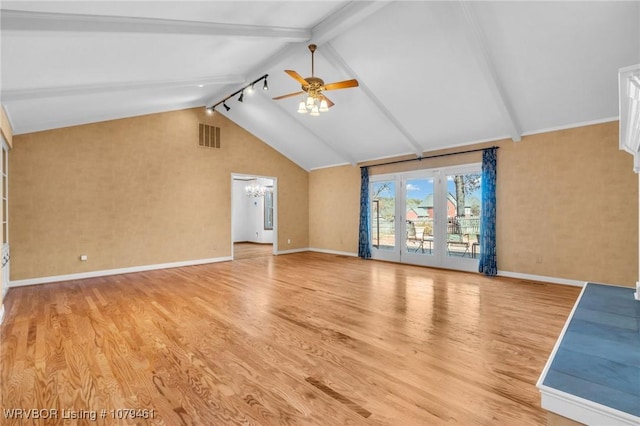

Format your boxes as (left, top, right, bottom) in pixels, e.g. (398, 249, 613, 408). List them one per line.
(272, 44, 359, 116)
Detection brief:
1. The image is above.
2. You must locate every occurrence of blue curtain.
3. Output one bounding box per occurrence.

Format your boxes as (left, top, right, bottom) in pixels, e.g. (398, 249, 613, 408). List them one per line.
(479, 148, 497, 276)
(358, 167, 372, 259)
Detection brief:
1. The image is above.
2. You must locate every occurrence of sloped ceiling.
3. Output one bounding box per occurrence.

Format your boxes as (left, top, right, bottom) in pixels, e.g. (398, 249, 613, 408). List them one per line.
(2, 1, 639, 170)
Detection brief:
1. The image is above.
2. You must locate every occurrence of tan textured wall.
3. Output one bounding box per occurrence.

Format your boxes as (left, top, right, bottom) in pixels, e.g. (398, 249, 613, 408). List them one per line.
(1, 106, 13, 149)
(498, 122, 636, 286)
(309, 165, 360, 253)
(10, 108, 309, 280)
(311, 121, 638, 287)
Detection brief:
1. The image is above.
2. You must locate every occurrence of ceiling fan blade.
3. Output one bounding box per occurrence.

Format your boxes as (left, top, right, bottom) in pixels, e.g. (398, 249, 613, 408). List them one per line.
(321, 95, 335, 108)
(285, 70, 309, 86)
(272, 91, 304, 100)
(323, 79, 359, 91)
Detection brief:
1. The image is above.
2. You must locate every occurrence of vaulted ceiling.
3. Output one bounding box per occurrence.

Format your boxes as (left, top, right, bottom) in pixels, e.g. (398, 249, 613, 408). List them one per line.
(2, 1, 639, 170)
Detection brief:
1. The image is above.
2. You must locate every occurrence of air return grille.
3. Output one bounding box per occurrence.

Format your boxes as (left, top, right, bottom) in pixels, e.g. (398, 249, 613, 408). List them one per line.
(199, 124, 221, 149)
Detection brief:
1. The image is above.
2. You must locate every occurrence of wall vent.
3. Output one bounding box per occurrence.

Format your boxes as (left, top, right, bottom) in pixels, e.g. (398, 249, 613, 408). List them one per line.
(198, 124, 221, 149)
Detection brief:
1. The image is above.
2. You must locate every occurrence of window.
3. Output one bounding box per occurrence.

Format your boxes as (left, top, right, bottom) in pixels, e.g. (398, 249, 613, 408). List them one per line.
(264, 189, 273, 230)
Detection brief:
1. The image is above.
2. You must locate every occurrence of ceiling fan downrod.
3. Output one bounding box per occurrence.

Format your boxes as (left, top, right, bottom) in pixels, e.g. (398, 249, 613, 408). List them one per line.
(309, 44, 316, 77)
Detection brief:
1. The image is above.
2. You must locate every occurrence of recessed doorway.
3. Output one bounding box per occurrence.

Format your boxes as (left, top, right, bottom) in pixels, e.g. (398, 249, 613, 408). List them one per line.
(231, 174, 277, 260)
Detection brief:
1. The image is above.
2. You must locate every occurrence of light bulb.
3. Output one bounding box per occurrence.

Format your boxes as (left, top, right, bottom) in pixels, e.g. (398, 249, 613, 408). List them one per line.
(306, 96, 315, 110)
(297, 100, 307, 114)
(310, 105, 320, 116)
(319, 99, 329, 112)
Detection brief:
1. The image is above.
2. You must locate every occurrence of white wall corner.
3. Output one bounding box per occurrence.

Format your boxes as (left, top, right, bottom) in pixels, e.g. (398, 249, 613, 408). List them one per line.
(619, 64, 640, 173)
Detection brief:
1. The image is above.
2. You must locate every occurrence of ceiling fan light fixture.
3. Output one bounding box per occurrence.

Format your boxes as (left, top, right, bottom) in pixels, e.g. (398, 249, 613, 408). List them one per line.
(319, 98, 329, 112)
(306, 96, 315, 109)
(273, 44, 358, 116)
(297, 100, 307, 114)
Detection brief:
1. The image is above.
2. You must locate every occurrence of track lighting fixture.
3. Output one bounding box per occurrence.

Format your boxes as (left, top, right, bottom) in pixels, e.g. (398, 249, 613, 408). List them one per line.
(205, 74, 268, 115)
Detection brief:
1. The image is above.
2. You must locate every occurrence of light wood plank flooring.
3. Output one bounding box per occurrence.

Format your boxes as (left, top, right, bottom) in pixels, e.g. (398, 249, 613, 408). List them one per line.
(233, 242, 273, 260)
(1, 253, 580, 425)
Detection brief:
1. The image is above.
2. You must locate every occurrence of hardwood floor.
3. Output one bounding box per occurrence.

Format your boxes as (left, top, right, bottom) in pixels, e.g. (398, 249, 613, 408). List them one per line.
(0, 253, 581, 425)
(233, 242, 273, 260)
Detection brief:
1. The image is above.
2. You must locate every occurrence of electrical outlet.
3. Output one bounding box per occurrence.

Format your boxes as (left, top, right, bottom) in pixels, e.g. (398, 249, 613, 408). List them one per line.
(287, 238, 291, 244)
(79, 255, 88, 261)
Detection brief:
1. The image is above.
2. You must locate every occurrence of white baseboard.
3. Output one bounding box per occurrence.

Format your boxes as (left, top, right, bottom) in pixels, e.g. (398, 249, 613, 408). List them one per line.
(498, 270, 586, 287)
(9, 256, 232, 288)
(309, 248, 358, 257)
(6, 255, 592, 290)
(275, 248, 310, 255)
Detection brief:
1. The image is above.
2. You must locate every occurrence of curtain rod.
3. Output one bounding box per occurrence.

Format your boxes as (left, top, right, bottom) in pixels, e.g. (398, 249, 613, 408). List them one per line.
(360, 146, 499, 169)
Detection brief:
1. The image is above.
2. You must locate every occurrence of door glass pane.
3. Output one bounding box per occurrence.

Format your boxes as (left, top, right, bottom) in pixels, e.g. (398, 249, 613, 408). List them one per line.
(371, 181, 395, 250)
(405, 177, 434, 255)
(446, 173, 481, 258)
(264, 190, 273, 230)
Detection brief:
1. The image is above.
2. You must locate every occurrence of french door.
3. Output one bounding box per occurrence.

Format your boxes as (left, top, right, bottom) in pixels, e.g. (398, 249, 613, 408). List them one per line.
(370, 164, 481, 272)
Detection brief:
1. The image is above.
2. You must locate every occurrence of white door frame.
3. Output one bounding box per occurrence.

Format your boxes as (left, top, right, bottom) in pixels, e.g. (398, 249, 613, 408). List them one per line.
(370, 163, 481, 272)
(230, 173, 278, 259)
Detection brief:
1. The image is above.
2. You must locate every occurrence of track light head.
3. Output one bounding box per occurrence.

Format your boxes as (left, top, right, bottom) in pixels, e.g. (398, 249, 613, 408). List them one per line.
(212, 74, 267, 113)
(206, 106, 214, 115)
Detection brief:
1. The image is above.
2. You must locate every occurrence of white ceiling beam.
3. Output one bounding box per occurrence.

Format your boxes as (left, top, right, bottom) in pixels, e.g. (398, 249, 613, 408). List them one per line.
(205, 1, 395, 166)
(2, 75, 245, 101)
(207, 1, 395, 105)
(320, 42, 424, 157)
(311, 1, 395, 46)
(458, 1, 522, 142)
(0, 9, 310, 41)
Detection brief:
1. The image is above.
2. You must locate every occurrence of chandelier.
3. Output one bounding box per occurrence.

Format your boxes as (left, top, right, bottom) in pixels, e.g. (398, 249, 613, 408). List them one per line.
(245, 182, 266, 198)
